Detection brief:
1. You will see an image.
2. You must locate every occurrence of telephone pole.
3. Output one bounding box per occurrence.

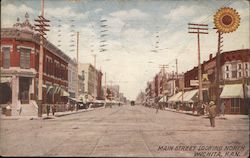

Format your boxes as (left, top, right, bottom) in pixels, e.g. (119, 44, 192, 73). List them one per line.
(76, 31, 79, 99)
(92, 54, 97, 68)
(176, 58, 178, 79)
(215, 29, 223, 110)
(105, 72, 107, 100)
(34, 0, 50, 117)
(188, 23, 208, 103)
(159, 64, 168, 98)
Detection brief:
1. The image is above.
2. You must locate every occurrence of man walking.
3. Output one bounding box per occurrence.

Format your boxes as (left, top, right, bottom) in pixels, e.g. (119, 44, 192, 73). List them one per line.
(208, 101, 216, 127)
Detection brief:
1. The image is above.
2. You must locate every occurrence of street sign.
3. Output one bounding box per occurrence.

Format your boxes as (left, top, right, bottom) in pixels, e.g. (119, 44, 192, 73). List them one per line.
(190, 80, 199, 86)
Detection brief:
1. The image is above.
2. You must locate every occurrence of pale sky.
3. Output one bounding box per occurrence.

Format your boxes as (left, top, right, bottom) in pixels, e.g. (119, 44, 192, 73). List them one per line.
(1, 0, 249, 100)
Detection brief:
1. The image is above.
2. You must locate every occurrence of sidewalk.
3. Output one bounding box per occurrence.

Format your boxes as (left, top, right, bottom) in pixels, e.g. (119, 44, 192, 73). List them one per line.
(0, 106, 105, 120)
(164, 107, 249, 120)
(164, 107, 200, 116)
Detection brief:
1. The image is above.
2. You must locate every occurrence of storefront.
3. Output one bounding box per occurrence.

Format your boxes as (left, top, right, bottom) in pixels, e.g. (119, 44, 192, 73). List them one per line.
(220, 84, 248, 115)
(0, 77, 12, 104)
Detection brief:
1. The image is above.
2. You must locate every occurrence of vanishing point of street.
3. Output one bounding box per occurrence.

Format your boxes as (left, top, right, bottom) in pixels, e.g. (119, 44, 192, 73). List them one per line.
(0, 105, 249, 157)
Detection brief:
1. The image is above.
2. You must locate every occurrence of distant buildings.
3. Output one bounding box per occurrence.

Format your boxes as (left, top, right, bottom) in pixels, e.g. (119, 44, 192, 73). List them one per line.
(78, 63, 103, 100)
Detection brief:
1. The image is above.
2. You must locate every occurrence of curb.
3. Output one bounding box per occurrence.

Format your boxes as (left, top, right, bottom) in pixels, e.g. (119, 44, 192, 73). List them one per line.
(164, 108, 200, 117)
(1, 107, 105, 120)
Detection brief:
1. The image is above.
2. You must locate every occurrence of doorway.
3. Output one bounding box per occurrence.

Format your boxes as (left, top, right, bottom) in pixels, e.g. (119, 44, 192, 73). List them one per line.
(19, 77, 30, 104)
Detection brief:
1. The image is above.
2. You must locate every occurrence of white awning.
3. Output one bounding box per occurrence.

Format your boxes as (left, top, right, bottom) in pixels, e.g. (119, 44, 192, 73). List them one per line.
(168, 92, 183, 102)
(0, 77, 12, 83)
(159, 96, 167, 102)
(61, 89, 70, 97)
(220, 84, 244, 99)
(183, 89, 198, 103)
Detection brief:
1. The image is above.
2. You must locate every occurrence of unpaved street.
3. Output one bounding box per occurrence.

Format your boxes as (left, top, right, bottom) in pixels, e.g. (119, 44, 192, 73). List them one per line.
(0, 105, 249, 157)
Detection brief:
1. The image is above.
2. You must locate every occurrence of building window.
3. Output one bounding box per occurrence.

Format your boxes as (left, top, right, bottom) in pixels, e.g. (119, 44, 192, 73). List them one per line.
(231, 98, 240, 113)
(238, 72, 242, 78)
(226, 65, 229, 71)
(246, 71, 248, 77)
(2, 47, 10, 68)
(20, 48, 31, 69)
(245, 63, 248, 69)
(232, 70, 237, 78)
(238, 64, 242, 70)
(226, 73, 229, 79)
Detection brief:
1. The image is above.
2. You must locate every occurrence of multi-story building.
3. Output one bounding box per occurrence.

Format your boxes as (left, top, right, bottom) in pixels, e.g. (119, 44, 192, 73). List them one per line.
(68, 59, 77, 98)
(78, 63, 102, 100)
(0, 13, 71, 115)
(184, 49, 250, 114)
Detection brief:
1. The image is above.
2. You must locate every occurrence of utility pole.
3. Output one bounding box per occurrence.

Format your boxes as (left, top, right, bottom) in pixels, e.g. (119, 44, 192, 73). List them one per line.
(215, 29, 223, 110)
(105, 72, 107, 100)
(35, 0, 50, 117)
(176, 58, 178, 79)
(159, 64, 168, 98)
(92, 54, 97, 68)
(76, 31, 79, 99)
(188, 23, 208, 104)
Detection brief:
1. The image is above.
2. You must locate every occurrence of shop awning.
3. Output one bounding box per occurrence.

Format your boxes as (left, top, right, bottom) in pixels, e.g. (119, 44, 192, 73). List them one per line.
(183, 89, 198, 103)
(167, 92, 183, 102)
(60, 89, 70, 97)
(220, 84, 244, 99)
(0, 77, 12, 83)
(46, 85, 53, 94)
(159, 96, 168, 102)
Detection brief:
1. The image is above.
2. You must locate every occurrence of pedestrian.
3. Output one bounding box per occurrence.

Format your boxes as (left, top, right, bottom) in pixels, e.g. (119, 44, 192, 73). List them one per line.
(52, 104, 56, 116)
(208, 101, 217, 127)
(46, 104, 50, 116)
(191, 103, 195, 113)
(204, 102, 209, 115)
(17, 100, 22, 115)
(220, 100, 225, 116)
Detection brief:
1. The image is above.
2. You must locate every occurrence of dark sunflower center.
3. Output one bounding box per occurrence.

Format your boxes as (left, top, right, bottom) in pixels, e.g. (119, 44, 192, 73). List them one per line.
(222, 15, 232, 25)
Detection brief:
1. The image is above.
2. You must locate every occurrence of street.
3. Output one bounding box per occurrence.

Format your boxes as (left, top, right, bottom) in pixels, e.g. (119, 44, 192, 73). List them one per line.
(0, 105, 249, 157)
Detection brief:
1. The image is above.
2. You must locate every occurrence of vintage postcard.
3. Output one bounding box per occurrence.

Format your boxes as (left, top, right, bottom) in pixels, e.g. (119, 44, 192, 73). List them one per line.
(0, 0, 249, 157)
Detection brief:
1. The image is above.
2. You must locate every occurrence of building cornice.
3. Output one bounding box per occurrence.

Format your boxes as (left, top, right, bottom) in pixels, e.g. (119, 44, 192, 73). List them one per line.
(1, 28, 71, 63)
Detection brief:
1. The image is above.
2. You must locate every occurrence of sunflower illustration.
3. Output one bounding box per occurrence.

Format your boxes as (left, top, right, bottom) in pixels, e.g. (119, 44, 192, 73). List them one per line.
(214, 7, 240, 33)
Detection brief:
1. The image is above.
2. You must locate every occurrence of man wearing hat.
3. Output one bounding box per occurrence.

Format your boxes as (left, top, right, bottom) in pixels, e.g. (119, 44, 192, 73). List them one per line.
(208, 101, 217, 127)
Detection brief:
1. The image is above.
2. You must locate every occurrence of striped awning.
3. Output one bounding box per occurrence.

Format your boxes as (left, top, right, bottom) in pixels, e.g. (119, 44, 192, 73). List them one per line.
(167, 92, 183, 102)
(60, 89, 70, 97)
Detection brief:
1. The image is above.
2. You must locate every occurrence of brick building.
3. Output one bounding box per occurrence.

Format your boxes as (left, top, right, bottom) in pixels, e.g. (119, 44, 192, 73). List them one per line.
(0, 13, 71, 115)
(184, 49, 250, 114)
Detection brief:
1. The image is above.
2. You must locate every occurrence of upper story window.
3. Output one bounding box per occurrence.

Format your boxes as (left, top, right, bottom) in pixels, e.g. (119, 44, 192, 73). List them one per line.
(226, 73, 229, 79)
(231, 62, 237, 70)
(54, 60, 59, 78)
(232, 70, 237, 78)
(246, 71, 249, 77)
(238, 72, 242, 78)
(238, 64, 242, 70)
(45, 56, 52, 76)
(20, 48, 31, 69)
(245, 63, 249, 69)
(226, 65, 229, 71)
(2, 47, 10, 68)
